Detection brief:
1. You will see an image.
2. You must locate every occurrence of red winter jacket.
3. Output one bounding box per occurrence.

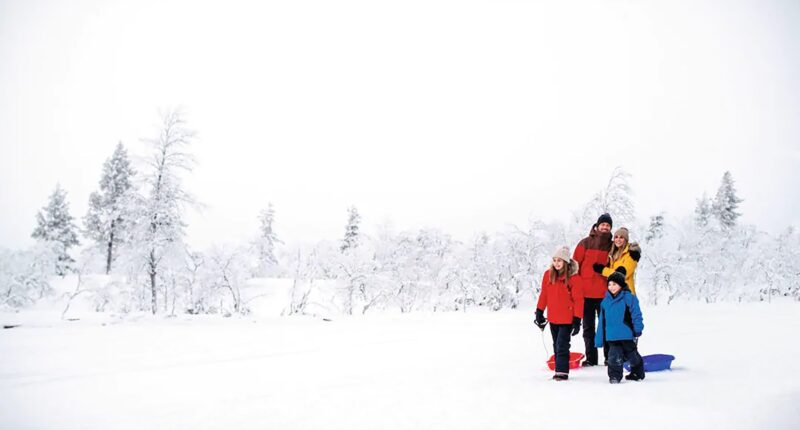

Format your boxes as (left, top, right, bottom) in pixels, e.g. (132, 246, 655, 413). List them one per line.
(536, 265, 584, 324)
(572, 228, 613, 299)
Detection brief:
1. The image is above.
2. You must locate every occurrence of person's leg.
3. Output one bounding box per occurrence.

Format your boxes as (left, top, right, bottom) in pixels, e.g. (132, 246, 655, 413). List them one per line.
(549, 323, 558, 364)
(582, 299, 600, 365)
(554, 325, 572, 374)
(607, 341, 624, 382)
(623, 340, 645, 381)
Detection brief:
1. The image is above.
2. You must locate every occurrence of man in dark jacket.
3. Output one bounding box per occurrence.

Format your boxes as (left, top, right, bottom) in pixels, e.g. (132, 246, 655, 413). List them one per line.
(572, 213, 613, 366)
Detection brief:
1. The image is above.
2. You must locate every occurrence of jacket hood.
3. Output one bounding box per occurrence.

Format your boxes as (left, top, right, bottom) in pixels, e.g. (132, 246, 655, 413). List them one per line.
(589, 227, 612, 239)
(568, 259, 579, 276)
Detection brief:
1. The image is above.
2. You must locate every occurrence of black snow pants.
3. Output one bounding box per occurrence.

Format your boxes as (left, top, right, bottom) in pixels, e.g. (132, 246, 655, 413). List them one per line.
(583, 298, 608, 365)
(550, 323, 572, 373)
(607, 340, 645, 381)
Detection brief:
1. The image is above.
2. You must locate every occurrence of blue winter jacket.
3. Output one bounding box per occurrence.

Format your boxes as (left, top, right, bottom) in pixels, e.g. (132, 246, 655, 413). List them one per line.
(594, 289, 644, 347)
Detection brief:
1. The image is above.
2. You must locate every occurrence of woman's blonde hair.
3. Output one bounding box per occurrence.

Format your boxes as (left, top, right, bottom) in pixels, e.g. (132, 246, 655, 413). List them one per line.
(610, 227, 630, 262)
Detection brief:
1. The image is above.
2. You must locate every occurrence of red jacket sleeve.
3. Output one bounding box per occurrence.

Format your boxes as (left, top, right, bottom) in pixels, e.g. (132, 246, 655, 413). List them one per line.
(572, 278, 584, 319)
(536, 272, 548, 311)
(572, 242, 586, 267)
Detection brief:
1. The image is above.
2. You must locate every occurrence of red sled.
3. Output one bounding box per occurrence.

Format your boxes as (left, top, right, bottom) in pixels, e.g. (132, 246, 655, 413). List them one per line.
(547, 352, 585, 370)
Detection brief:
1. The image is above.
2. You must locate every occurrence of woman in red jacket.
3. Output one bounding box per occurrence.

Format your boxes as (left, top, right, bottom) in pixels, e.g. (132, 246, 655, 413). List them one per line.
(534, 246, 583, 381)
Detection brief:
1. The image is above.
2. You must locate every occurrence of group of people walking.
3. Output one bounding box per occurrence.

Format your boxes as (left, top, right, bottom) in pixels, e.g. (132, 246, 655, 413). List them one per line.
(534, 213, 645, 383)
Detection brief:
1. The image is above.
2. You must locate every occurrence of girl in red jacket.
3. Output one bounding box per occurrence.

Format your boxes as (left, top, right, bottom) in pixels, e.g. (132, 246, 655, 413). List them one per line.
(534, 246, 584, 381)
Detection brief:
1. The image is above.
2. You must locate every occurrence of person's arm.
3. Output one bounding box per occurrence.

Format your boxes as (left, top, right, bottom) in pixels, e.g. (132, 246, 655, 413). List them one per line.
(630, 295, 644, 336)
(536, 272, 548, 312)
(594, 306, 606, 348)
(600, 257, 618, 278)
(572, 241, 586, 269)
(572, 278, 584, 319)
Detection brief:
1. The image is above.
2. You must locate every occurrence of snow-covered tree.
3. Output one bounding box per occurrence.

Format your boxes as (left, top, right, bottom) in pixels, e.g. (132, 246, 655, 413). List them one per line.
(254, 202, 282, 276)
(31, 184, 80, 276)
(645, 212, 666, 243)
(694, 193, 713, 228)
(579, 166, 635, 227)
(0, 243, 57, 309)
(340, 206, 361, 253)
(84, 142, 137, 274)
(179, 249, 206, 314)
(206, 245, 249, 315)
(135, 109, 197, 314)
(712, 171, 744, 230)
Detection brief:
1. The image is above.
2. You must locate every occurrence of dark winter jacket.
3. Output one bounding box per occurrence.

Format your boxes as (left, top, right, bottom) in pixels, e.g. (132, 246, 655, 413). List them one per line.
(594, 288, 644, 347)
(536, 261, 584, 325)
(573, 227, 613, 299)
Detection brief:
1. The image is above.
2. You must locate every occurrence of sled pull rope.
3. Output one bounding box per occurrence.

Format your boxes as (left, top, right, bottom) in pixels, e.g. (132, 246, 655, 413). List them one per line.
(540, 325, 551, 359)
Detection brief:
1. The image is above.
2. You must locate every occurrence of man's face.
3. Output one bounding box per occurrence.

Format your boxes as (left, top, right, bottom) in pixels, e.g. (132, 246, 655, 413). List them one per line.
(598, 222, 612, 233)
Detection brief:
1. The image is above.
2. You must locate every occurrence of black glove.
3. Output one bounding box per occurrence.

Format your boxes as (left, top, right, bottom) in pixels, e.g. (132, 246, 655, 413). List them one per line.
(592, 263, 605, 274)
(634, 331, 642, 338)
(571, 317, 581, 336)
(534, 309, 547, 331)
(629, 250, 641, 262)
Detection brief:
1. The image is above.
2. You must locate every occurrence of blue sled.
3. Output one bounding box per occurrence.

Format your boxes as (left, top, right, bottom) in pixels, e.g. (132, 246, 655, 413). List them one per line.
(624, 354, 675, 372)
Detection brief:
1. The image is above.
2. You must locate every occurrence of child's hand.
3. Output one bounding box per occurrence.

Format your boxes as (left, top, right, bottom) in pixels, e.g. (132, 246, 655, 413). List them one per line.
(534, 309, 547, 331)
(571, 317, 581, 336)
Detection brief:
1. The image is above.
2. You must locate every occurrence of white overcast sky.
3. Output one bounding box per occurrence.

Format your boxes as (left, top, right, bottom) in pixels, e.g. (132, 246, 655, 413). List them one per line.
(1, 0, 798, 250)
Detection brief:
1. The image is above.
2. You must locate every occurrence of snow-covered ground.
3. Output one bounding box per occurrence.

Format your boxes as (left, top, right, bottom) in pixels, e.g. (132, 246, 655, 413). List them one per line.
(2, 302, 799, 430)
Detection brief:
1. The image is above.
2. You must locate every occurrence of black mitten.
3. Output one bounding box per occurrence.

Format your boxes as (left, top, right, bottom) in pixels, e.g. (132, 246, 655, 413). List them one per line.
(571, 317, 581, 336)
(592, 263, 605, 274)
(534, 309, 547, 330)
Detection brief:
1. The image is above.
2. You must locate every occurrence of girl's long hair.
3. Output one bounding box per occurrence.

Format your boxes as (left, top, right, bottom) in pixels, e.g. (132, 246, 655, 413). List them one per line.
(548, 259, 572, 290)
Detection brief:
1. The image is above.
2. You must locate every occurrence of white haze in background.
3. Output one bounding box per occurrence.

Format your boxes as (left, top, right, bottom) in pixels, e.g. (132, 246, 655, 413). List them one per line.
(1, 0, 799, 251)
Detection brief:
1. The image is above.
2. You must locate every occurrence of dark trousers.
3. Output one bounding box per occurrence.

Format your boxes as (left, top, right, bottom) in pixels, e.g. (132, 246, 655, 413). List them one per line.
(607, 340, 644, 381)
(582, 298, 608, 365)
(550, 323, 572, 373)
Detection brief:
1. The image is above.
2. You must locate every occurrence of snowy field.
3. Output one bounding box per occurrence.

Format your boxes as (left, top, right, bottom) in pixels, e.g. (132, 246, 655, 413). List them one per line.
(2, 302, 799, 430)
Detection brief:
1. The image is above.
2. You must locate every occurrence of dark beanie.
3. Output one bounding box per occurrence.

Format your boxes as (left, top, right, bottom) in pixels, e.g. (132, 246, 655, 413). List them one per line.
(607, 267, 627, 289)
(597, 213, 613, 228)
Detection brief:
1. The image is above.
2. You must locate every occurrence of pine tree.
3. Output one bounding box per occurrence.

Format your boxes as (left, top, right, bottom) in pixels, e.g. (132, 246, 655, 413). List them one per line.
(136, 109, 196, 314)
(341, 206, 361, 253)
(694, 193, 713, 228)
(645, 212, 665, 243)
(255, 202, 282, 276)
(84, 142, 136, 274)
(712, 171, 744, 230)
(32, 184, 80, 276)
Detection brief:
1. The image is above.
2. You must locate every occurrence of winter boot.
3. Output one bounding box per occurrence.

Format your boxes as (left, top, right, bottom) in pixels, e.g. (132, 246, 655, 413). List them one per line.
(625, 373, 645, 381)
(581, 361, 596, 367)
(609, 378, 621, 384)
(552, 372, 569, 381)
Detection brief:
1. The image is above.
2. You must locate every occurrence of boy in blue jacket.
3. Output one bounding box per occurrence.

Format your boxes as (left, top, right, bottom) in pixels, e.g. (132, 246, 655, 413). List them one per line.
(595, 267, 645, 384)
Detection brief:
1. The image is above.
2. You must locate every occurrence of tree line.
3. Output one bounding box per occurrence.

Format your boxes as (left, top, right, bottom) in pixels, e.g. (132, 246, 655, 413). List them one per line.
(3, 111, 798, 315)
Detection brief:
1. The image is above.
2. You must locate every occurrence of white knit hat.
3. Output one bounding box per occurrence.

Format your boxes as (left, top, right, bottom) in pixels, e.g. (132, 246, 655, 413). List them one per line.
(552, 246, 571, 262)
